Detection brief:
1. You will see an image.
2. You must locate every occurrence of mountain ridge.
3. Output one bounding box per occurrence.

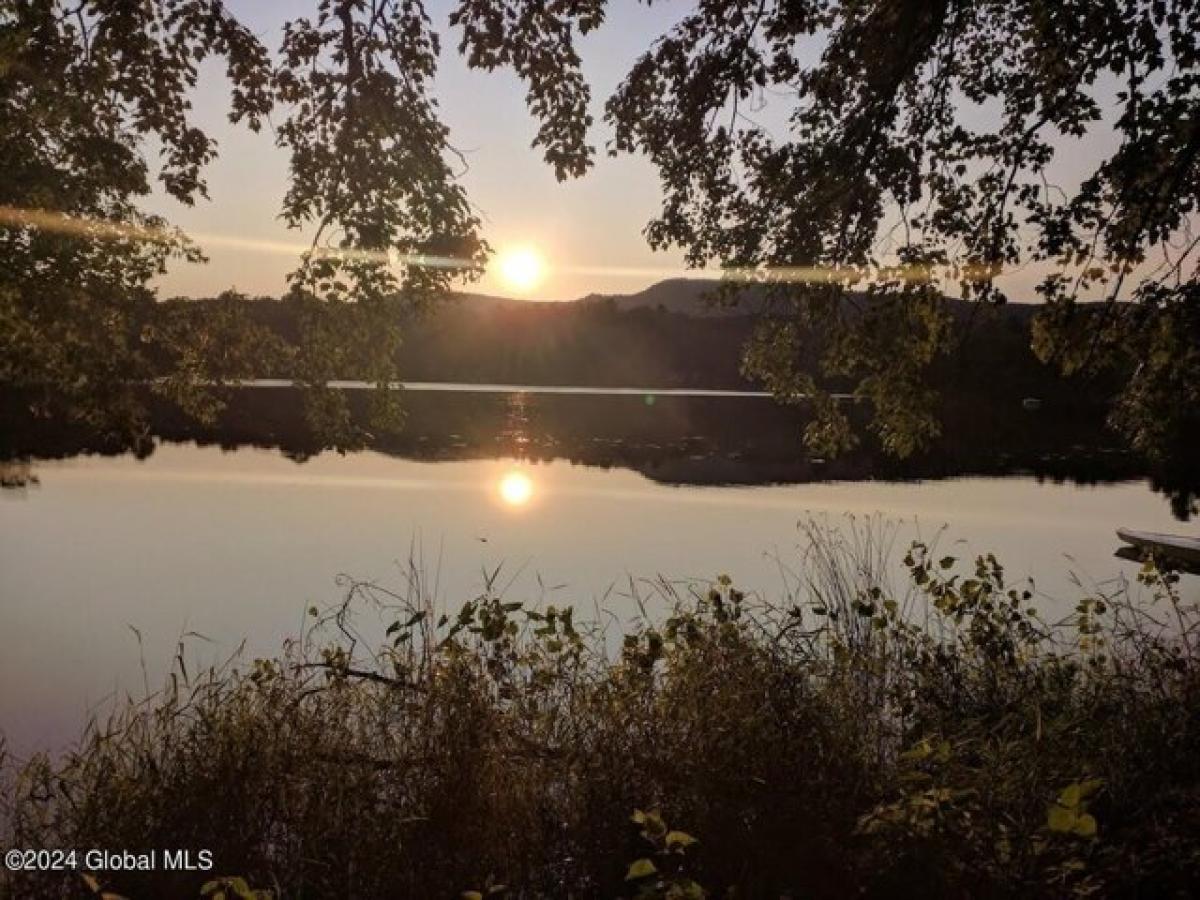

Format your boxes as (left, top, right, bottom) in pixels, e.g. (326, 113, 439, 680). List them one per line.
(454, 276, 1049, 319)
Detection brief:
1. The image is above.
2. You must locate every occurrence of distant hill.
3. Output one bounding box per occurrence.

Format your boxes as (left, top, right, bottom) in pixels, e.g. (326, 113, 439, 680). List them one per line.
(578, 277, 1045, 322)
(395, 287, 759, 388)
(159, 279, 1103, 402)
(578, 278, 761, 316)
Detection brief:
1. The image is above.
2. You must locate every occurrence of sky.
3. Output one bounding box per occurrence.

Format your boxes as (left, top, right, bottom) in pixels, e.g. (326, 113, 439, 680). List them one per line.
(146, 0, 693, 302)
(142, 1, 1130, 304)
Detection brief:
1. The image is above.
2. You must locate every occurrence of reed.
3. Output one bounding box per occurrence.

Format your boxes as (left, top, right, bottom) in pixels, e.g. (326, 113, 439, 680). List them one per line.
(3, 518, 1197, 899)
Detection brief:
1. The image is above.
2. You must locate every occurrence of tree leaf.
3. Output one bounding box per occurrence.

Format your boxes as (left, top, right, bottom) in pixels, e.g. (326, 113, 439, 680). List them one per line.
(666, 829, 698, 849)
(1059, 783, 1082, 809)
(1076, 778, 1104, 800)
(625, 858, 657, 880)
(1073, 813, 1098, 838)
(1047, 805, 1076, 833)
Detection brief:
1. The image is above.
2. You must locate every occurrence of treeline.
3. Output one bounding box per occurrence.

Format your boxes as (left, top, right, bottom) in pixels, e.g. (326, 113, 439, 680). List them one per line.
(156, 284, 1117, 406)
(155, 291, 756, 388)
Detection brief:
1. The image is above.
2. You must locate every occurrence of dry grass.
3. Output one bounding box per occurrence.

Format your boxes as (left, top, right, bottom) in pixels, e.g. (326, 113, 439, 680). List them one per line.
(2, 517, 1198, 899)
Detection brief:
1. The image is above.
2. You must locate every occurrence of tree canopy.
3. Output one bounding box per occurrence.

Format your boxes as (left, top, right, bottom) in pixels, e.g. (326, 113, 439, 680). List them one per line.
(1, 0, 1197, 461)
(1, 0, 484, 443)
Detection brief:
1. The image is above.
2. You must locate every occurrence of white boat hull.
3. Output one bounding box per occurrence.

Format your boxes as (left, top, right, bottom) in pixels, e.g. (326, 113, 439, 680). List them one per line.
(1117, 528, 1200, 570)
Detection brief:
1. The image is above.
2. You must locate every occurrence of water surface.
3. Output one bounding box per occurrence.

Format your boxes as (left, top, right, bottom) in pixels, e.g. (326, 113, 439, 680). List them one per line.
(1, 387, 1195, 752)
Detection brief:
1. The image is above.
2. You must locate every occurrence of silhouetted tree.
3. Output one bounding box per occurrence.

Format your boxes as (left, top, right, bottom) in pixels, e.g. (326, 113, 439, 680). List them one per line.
(0, 0, 485, 444)
(2, 1, 1196, 462)
(455, 0, 1200, 460)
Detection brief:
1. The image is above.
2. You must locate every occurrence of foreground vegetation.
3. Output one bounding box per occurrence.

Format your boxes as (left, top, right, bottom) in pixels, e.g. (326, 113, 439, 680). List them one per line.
(3, 520, 1198, 899)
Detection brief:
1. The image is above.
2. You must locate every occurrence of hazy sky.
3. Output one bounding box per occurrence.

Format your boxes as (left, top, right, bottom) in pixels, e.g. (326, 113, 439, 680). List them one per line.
(144, 1, 1127, 304)
(146, 1, 695, 302)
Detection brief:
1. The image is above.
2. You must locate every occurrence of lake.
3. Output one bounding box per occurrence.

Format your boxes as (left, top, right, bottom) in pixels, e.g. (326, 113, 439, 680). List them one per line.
(1, 384, 1196, 753)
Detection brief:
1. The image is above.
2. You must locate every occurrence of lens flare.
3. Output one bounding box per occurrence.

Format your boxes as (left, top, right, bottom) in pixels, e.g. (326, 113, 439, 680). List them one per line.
(0, 205, 475, 270)
(1, 204, 1012, 286)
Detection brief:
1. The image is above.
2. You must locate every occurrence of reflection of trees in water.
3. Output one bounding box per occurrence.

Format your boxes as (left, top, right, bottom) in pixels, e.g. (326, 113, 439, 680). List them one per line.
(2, 387, 1195, 520)
(0, 460, 38, 491)
(500, 392, 532, 457)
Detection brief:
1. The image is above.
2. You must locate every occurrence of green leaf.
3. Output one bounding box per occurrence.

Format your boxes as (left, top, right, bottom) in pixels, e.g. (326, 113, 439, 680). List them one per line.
(1047, 805, 1076, 833)
(633, 807, 667, 839)
(200, 878, 258, 900)
(1075, 778, 1103, 800)
(1059, 783, 1082, 809)
(670, 879, 707, 899)
(641, 810, 667, 838)
(625, 858, 657, 880)
(666, 829, 698, 849)
(461, 892, 484, 900)
(1073, 813, 1098, 838)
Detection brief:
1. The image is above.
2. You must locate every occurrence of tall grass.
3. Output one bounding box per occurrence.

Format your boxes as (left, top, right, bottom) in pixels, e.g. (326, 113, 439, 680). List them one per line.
(2, 517, 1198, 899)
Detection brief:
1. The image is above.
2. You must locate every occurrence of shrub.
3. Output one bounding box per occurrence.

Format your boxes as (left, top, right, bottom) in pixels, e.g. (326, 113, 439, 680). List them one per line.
(2, 518, 1197, 898)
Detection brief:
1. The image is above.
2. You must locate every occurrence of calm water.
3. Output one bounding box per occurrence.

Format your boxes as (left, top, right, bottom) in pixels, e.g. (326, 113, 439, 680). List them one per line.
(1, 386, 1196, 752)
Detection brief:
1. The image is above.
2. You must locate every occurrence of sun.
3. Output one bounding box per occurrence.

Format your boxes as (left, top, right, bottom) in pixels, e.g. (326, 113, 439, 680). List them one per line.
(498, 470, 534, 507)
(496, 246, 545, 293)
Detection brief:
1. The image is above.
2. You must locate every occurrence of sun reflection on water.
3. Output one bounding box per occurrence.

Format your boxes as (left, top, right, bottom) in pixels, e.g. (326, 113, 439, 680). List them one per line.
(497, 470, 534, 508)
